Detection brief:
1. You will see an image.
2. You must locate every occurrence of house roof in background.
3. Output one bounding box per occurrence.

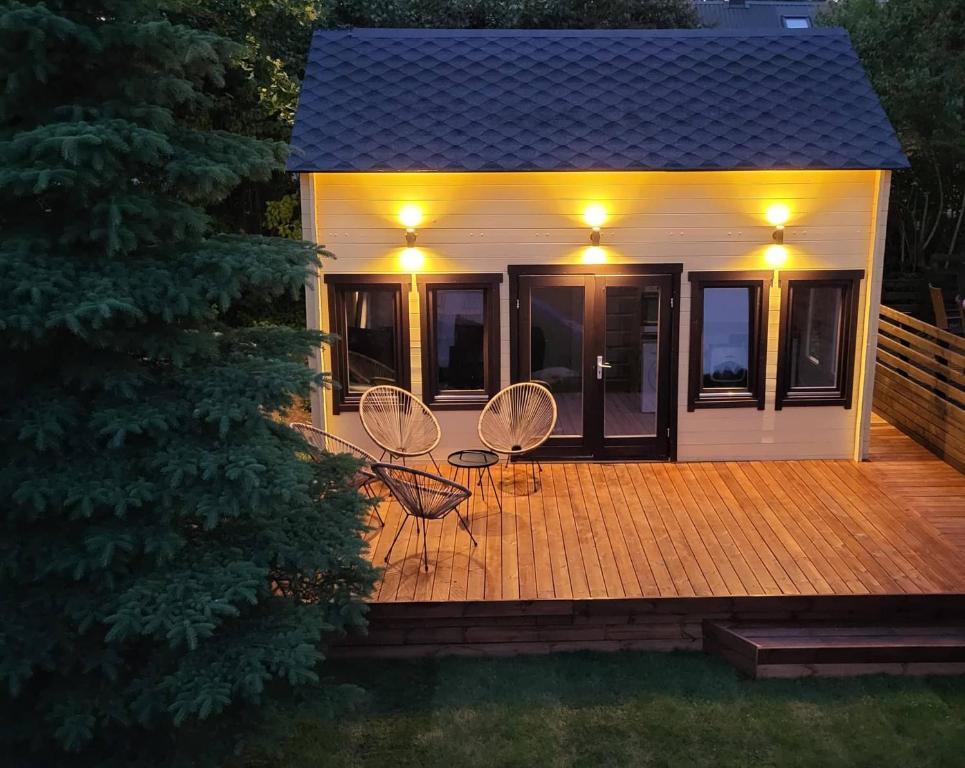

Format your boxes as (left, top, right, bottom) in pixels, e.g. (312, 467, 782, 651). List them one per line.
(695, 1, 828, 30)
(288, 27, 908, 173)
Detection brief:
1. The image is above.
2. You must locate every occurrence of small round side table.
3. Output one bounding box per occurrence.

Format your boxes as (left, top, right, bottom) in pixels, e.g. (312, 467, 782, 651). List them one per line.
(447, 449, 503, 526)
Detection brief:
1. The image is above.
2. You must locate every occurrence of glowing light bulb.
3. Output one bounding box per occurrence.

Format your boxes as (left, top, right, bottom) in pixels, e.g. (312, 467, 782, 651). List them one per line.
(765, 203, 790, 227)
(583, 204, 608, 228)
(400, 248, 424, 271)
(765, 244, 788, 268)
(582, 246, 606, 265)
(399, 204, 423, 228)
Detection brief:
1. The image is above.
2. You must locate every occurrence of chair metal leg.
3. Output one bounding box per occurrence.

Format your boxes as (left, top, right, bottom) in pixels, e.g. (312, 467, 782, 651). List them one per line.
(362, 483, 384, 525)
(428, 452, 442, 474)
(454, 508, 478, 547)
(421, 517, 430, 572)
(383, 513, 410, 563)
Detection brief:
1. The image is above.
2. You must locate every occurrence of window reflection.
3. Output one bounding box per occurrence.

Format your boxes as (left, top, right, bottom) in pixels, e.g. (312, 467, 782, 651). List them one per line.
(531, 286, 583, 436)
(702, 287, 750, 390)
(435, 289, 485, 391)
(344, 289, 398, 392)
(789, 285, 843, 389)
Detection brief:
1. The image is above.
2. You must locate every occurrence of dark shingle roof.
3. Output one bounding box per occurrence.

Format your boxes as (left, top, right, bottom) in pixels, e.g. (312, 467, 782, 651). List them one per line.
(288, 28, 907, 173)
(696, 1, 827, 31)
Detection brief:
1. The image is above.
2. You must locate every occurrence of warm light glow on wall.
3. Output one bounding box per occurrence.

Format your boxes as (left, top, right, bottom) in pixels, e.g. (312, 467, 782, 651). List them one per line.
(765, 203, 791, 227)
(765, 244, 788, 268)
(398, 204, 423, 228)
(400, 248, 424, 271)
(582, 246, 606, 264)
(583, 204, 608, 228)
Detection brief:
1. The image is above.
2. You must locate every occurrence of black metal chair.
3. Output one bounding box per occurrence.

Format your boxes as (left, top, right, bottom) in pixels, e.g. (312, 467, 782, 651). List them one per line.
(371, 463, 477, 572)
(290, 422, 383, 525)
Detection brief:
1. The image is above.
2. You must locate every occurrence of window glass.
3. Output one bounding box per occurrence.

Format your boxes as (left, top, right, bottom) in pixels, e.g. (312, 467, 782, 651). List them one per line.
(435, 288, 485, 391)
(343, 288, 399, 393)
(688, 273, 769, 411)
(531, 285, 584, 436)
(789, 285, 843, 389)
(701, 287, 751, 391)
(783, 16, 811, 28)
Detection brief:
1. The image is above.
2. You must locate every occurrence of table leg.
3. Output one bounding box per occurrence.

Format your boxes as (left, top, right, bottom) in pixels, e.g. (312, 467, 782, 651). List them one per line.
(485, 465, 503, 513)
(466, 466, 473, 531)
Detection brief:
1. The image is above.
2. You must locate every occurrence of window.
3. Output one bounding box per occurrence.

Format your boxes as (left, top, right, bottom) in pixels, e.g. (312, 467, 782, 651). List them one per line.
(418, 274, 502, 408)
(688, 271, 770, 411)
(326, 275, 410, 412)
(782, 16, 811, 29)
(776, 270, 864, 409)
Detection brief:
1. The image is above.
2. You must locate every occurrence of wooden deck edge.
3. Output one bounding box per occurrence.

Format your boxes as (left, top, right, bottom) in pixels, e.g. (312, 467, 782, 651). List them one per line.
(333, 594, 965, 659)
(362, 593, 965, 620)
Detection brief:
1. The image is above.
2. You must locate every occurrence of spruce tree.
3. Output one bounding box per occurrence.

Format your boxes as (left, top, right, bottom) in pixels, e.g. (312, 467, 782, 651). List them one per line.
(0, 2, 376, 765)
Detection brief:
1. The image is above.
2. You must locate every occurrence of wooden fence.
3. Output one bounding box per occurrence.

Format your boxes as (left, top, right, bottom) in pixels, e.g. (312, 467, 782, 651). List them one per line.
(873, 305, 965, 472)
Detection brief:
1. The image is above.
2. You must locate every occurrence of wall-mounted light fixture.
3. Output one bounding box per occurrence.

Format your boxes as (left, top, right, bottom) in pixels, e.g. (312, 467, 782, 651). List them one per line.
(399, 204, 423, 247)
(764, 204, 791, 285)
(583, 204, 607, 246)
(766, 203, 790, 245)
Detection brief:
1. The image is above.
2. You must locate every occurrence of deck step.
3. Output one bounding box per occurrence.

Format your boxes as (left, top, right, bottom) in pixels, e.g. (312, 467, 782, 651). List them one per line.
(703, 621, 965, 678)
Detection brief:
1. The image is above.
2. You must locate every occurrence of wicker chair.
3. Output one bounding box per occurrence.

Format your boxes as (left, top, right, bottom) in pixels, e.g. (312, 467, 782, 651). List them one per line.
(372, 463, 476, 571)
(478, 382, 557, 491)
(359, 385, 442, 472)
(290, 422, 383, 525)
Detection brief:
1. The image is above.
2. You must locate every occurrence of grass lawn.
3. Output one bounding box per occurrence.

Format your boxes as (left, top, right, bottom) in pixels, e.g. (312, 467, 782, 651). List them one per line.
(245, 651, 965, 767)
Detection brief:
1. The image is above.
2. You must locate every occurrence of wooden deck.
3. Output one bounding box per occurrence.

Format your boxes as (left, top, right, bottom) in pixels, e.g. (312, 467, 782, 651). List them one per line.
(362, 416, 965, 605)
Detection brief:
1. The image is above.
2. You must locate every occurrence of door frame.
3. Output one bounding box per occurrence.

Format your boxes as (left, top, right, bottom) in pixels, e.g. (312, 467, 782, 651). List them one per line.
(508, 263, 682, 461)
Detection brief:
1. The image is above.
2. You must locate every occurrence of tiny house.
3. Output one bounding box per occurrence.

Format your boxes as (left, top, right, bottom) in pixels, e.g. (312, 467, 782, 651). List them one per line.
(288, 27, 906, 463)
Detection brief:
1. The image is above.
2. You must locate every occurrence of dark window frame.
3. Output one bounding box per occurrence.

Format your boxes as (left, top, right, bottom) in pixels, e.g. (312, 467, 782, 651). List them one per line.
(781, 15, 812, 28)
(325, 274, 411, 413)
(687, 271, 771, 411)
(776, 269, 864, 410)
(417, 273, 503, 410)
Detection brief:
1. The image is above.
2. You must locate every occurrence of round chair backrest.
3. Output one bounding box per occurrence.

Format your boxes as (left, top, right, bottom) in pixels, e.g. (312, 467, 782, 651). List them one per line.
(359, 385, 441, 458)
(371, 462, 470, 520)
(289, 422, 376, 464)
(477, 382, 557, 456)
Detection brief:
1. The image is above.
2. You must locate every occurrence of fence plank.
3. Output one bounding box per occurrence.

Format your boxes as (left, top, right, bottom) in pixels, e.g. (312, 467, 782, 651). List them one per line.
(878, 320, 965, 371)
(877, 333, 962, 381)
(875, 348, 965, 406)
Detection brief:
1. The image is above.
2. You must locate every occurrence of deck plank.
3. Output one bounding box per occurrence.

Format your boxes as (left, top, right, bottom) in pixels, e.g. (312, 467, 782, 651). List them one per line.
(608, 463, 675, 596)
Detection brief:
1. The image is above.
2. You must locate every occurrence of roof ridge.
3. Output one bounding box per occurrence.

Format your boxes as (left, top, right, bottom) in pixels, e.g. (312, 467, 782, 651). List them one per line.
(313, 27, 848, 39)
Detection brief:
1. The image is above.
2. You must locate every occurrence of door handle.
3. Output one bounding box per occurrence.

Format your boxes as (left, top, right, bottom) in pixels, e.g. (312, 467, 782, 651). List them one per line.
(596, 355, 612, 380)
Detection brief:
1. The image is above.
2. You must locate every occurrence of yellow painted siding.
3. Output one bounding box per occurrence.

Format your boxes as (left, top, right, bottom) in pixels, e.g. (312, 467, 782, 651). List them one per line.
(301, 170, 886, 461)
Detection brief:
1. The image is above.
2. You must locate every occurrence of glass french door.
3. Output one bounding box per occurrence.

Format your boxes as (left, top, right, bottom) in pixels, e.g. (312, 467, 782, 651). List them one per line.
(514, 268, 676, 460)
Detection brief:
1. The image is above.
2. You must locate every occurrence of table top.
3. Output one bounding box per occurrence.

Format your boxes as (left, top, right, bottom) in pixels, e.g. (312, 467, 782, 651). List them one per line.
(447, 449, 499, 469)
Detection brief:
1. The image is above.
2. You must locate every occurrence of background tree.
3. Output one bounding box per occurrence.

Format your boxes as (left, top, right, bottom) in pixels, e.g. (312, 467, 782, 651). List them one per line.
(822, 0, 965, 274)
(322, 0, 698, 29)
(180, 0, 699, 328)
(0, 2, 375, 765)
